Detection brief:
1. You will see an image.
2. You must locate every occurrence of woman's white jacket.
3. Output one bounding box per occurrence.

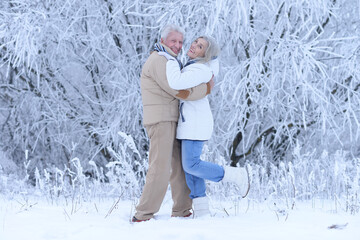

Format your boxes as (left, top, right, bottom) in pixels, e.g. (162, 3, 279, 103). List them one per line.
(165, 57, 219, 140)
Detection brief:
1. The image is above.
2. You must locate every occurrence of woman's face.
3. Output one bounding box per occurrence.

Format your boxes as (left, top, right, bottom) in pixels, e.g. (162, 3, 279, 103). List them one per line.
(187, 38, 208, 59)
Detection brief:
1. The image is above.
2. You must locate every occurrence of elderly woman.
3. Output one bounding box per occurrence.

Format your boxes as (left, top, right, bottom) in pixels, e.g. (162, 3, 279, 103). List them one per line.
(159, 36, 250, 218)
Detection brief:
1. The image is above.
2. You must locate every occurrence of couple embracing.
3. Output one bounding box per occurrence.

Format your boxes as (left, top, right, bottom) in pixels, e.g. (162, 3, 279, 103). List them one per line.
(132, 24, 250, 222)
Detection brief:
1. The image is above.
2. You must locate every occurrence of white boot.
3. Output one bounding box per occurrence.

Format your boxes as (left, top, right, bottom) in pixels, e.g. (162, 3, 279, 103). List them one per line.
(193, 196, 211, 218)
(223, 166, 250, 198)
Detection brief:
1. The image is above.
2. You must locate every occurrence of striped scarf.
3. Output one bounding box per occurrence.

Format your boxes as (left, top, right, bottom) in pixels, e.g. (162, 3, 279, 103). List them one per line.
(183, 59, 198, 68)
(184, 56, 218, 68)
(154, 43, 183, 69)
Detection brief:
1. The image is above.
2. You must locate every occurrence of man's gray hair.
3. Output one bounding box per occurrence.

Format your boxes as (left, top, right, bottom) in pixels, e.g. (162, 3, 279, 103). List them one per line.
(160, 24, 185, 40)
(196, 35, 220, 63)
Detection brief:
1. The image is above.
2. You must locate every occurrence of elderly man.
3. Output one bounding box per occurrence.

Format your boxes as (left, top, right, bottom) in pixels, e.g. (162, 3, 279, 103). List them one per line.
(132, 24, 214, 222)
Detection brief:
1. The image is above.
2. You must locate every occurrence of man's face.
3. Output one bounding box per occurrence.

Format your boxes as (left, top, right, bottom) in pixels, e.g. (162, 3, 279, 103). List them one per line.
(161, 31, 183, 55)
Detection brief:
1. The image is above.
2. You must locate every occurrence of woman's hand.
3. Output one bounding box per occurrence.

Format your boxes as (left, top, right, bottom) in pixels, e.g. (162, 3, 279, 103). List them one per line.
(157, 51, 176, 61)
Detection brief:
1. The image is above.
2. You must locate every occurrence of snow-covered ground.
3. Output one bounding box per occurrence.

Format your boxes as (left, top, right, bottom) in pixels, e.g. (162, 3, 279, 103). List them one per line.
(1, 193, 359, 240)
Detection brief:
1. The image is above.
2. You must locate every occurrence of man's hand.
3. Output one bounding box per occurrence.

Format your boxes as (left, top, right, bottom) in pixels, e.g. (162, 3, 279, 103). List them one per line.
(157, 51, 176, 61)
(209, 75, 215, 90)
(206, 75, 215, 95)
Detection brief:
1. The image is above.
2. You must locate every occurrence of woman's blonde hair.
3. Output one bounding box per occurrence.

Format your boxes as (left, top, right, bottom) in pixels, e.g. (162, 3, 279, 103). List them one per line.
(195, 35, 220, 63)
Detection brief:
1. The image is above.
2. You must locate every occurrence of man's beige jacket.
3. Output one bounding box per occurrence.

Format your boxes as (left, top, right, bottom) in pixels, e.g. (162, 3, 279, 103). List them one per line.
(140, 43, 209, 126)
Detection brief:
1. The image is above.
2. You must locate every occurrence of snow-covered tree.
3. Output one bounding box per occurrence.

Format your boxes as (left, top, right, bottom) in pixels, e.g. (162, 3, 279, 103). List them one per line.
(0, 0, 359, 201)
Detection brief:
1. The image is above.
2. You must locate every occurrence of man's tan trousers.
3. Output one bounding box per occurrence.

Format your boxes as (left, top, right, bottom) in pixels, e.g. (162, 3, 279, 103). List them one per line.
(134, 121, 192, 220)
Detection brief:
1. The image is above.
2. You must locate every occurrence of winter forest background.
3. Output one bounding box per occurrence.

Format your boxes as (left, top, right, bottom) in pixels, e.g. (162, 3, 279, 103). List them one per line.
(0, 0, 359, 214)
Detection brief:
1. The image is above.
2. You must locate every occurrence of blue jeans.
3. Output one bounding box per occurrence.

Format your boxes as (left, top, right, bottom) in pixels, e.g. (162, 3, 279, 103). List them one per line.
(181, 140, 225, 199)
